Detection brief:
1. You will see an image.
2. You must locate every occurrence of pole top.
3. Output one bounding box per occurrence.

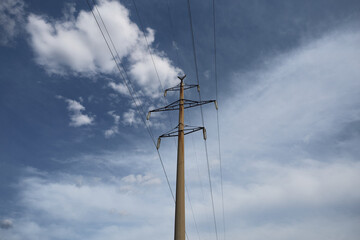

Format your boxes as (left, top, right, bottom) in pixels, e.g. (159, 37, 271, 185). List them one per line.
(177, 75, 186, 82)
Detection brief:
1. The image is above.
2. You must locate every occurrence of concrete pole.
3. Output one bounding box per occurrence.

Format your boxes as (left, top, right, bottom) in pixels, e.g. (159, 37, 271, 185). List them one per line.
(174, 79, 185, 240)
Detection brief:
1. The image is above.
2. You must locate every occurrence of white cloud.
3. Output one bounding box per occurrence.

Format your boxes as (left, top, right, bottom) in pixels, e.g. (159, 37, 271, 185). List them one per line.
(104, 111, 120, 138)
(2, 170, 173, 240)
(0, 0, 25, 46)
(104, 127, 118, 138)
(215, 28, 360, 163)
(121, 173, 161, 186)
(186, 28, 360, 239)
(222, 160, 360, 215)
(108, 82, 129, 96)
(8, 156, 360, 240)
(128, 45, 180, 97)
(66, 99, 85, 111)
(123, 109, 141, 126)
(26, 0, 181, 97)
(69, 114, 93, 127)
(64, 99, 94, 127)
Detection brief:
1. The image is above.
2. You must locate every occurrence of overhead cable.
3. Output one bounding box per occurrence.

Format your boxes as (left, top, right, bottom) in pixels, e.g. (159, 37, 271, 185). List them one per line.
(212, 0, 226, 239)
(86, 0, 175, 202)
(185, 0, 219, 240)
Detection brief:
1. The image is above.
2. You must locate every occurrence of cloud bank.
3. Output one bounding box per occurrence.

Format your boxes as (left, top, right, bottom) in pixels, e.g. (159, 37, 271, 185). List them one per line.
(26, 0, 181, 98)
(202, 27, 360, 239)
(219, 28, 360, 163)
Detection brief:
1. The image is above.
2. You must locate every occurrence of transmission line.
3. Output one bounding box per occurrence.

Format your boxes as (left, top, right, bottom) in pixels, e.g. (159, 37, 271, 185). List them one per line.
(85, 0, 175, 201)
(131, 0, 181, 147)
(212, 1, 226, 240)
(162, 2, 205, 239)
(86, 1, 196, 240)
(164, 0, 205, 194)
(131, 0, 165, 91)
(186, 185, 201, 240)
(86, 2, 222, 240)
(164, 0, 205, 200)
(130, 2, 203, 239)
(185, 0, 219, 240)
(164, 0, 183, 68)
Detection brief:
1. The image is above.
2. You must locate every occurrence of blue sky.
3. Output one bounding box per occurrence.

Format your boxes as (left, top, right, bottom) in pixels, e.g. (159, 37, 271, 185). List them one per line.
(1, 0, 360, 239)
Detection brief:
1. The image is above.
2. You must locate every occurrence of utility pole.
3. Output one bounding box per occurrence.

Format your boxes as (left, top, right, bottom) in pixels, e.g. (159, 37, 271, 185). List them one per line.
(147, 75, 217, 240)
(175, 76, 185, 240)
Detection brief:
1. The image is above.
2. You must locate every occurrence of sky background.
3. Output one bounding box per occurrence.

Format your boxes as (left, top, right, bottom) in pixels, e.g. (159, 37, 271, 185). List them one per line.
(1, 0, 360, 239)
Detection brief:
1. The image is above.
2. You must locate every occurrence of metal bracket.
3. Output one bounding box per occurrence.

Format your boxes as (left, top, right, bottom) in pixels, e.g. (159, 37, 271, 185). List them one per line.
(147, 99, 216, 116)
(159, 124, 204, 138)
(156, 125, 206, 149)
(164, 84, 199, 97)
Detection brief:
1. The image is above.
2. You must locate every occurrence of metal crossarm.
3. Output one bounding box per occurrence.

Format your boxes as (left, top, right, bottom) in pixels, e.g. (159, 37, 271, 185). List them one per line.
(181, 99, 216, 110)
(159, 125, 204, 138)
(164, 84, 199, 96)
(156, 125, 207, 149)
(148, 99, 216, 115)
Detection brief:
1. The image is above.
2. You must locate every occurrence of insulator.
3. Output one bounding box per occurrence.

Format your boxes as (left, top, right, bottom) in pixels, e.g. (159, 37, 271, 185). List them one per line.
(164, 90, 167, 97)
(197, 85, 200, 92)
(202, 128, 207, 140)
(214, 100, 218, 110)
(156, 138, 161, 149)
(146, 112, 151, 120)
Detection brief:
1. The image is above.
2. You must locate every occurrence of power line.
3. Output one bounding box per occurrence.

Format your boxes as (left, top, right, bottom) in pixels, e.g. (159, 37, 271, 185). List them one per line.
(189, 126, 205, 199)
(86, 1, 193, 240)
(165, 0, 183, 68)
(86, 0, 175, 201)
(163, 2, 205, 239)
(186, 185, 201, 240)
(131, 0, 180, 149)
(86, 2, 216, 240)
(164, 0, 205, 201)
(185, 1, 219, 240)
(212, 0, 226, 239)
(131, 0, 165, 91)
(131, 3, 202, 239)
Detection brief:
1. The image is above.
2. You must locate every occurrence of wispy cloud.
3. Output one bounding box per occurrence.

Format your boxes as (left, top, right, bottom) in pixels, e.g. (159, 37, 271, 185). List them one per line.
(108, 82, 130, 97)
(0, 219, 13, 229)
(104, 111, 120, 138)
(121, 173, 161, 186)
(57, 97, 94, 127)
(200, 28, 360, 239)
(0, 0, 25, 46)
(216, 28, 360, 164)
(66, 99, 94, 127)
(186, 27, 360, 239)
(1, 167, 173, 240)
(122, 109, 141, 126)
